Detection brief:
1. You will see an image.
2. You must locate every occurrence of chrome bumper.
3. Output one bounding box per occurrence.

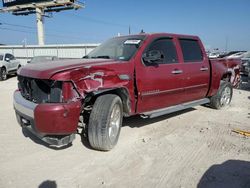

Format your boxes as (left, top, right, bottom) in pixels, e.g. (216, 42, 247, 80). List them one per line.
(13, 91, 75, 147)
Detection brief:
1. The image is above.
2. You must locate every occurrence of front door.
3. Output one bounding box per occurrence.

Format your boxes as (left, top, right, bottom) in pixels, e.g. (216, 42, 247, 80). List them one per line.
(135, 37, 185, 113)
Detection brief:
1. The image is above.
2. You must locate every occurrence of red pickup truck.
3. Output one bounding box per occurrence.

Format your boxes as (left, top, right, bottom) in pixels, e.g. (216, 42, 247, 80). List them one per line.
(14, 33, 235, 151)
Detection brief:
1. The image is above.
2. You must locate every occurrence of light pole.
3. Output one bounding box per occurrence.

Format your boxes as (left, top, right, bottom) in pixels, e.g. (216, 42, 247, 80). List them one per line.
(36, 7, 45, 45)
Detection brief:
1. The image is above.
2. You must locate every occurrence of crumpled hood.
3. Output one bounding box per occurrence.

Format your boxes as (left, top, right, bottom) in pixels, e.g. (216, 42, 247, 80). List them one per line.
(18, 59, 121, 79)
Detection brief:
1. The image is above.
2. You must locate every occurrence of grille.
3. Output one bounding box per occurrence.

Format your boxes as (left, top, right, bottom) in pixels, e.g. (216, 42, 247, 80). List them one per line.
(18, 76, 62, 104)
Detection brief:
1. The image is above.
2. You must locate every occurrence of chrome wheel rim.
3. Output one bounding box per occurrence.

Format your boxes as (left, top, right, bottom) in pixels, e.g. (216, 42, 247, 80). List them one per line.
(108, 104, 121, 142)
(1, 69, 7, 80)
(220, 86, 231, 106)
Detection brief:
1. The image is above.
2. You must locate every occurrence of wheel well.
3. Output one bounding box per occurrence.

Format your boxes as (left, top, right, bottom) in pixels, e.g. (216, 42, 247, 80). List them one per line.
(221, 72, 232, 82)
(84, 88, 131, 116)
(1, 66, 6, 71)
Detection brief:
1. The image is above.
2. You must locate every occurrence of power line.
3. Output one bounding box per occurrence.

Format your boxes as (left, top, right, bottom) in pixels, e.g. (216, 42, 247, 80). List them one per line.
(0, 20, 35, 29)
(0, 27, 83, 39)
(68, 14, 129, 28)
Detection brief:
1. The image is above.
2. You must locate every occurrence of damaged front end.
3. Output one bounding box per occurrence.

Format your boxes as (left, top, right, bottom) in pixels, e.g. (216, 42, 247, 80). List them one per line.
(14, 75, 81, 148)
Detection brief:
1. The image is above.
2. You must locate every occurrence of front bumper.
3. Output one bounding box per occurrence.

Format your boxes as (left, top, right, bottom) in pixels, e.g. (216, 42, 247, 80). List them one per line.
(13, 91, 81, 147)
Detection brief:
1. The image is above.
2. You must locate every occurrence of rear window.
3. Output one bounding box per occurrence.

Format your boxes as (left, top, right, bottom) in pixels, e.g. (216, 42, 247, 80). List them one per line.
(179, 39, 203, 62)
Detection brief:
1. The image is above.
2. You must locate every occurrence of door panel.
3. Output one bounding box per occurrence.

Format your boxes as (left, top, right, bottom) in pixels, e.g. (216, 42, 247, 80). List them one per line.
(135, 37, 185, 113)
(136, 64, 185, 113)
(178, 39, 210, 102)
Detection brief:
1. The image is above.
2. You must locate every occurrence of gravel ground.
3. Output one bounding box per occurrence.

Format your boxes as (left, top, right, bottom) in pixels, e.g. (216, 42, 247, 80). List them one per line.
(0, 76, 249, 188)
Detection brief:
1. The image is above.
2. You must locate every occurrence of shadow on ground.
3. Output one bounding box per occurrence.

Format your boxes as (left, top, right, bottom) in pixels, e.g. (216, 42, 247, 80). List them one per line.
(197, 160, 250, 188)
(123, 108, 196, 128)
(80, 108, 196, 150)
(38, 180, 57, 188)
(22, 128, 72, 150)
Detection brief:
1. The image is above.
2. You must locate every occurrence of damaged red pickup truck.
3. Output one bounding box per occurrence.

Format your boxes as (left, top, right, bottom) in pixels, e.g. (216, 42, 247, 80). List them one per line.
(14, 33, 236, 151)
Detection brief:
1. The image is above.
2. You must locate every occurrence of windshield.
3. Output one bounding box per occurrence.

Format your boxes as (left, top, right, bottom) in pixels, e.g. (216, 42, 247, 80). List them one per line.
(85, 35, 146, 61)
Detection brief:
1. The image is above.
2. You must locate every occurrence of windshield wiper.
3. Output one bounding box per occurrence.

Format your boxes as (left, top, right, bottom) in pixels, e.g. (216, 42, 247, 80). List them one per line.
(91, 55, 110, 59)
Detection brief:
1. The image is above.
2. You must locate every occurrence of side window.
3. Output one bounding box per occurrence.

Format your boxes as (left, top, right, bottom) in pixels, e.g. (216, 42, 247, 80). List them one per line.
(5, 54, 11, 61)
(0, 55, 3, 61)
(143, 38, 178, 65)
(9, 54, 15, 60)
(5, 54, 15, 61)
(179, 39, 203, 62)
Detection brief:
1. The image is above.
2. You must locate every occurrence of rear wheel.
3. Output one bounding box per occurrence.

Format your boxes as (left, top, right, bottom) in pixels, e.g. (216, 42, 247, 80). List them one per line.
(0, 67, 7, 81)
(209, 81, 233, 109)
(88, 94, 123, 151)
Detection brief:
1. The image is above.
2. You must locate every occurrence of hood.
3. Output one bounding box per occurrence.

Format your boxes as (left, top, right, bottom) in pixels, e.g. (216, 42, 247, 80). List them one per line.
(18, 59, 122, 79)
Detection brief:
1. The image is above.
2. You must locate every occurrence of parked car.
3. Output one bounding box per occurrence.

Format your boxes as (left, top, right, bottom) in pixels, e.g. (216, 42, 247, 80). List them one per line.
(27, 56, 59, 64)
(14, 33, 239, 151)
(0, 53, 21, 81)
(208, 52, 220, 59)
(226, 51, 247, 59)
(241, 52, 250, 83)
(218, 51, 246, 58)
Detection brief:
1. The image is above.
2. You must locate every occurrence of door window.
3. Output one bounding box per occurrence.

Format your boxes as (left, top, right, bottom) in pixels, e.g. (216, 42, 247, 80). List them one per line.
(179, 39, 203, 62)
(143, 38, 178, 65)
(5, 53, 15, 61)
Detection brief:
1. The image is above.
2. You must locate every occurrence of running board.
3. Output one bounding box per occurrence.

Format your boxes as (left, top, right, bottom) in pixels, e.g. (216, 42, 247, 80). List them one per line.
(142, 98, 210, 119)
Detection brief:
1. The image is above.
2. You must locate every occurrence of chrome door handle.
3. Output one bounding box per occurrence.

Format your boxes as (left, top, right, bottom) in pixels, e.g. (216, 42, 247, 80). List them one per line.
(171, 70, 183, 74)
(200, 67, 208, 71)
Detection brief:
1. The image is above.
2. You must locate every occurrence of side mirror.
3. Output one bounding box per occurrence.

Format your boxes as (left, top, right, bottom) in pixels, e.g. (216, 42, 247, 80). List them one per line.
(142, 50, 163, 64)
(5, 57, 10, 62)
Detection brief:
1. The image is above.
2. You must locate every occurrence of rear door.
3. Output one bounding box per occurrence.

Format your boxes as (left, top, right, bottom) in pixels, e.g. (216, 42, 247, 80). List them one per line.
(136, 37, 185, 113)
(178, 38, 210, 102)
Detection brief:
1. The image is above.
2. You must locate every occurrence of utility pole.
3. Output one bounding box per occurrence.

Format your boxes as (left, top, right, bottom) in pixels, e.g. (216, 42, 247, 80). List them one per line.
(0, 0, 84, 46)
(36, 7, 45, 45)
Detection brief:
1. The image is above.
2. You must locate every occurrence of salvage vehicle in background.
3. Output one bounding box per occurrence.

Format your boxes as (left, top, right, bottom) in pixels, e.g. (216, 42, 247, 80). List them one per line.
(0, 53, 21, 81)
(27, 56, 59, 64)
(214, 58, 241, 88)
(241, 56, 250, 83)
(218, 51, 246, 58)
(14, 33, 237, 151)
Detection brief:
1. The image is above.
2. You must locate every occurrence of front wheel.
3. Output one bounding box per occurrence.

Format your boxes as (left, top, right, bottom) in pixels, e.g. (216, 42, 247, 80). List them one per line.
(0, 67, 7, 81)
(209, 81, 233, 109)
(88, 94, 123, 151)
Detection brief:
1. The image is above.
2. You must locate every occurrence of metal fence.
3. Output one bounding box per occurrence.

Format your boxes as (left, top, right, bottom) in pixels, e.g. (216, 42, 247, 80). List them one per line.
(0, 43, 99, 65)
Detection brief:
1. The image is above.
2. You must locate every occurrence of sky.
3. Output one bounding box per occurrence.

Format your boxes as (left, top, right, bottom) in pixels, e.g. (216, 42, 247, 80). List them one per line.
(0, 0, 250, 51)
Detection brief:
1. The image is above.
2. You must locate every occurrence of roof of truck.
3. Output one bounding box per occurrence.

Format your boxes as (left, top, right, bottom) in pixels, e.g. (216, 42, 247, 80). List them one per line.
(115, 32, 200, 40)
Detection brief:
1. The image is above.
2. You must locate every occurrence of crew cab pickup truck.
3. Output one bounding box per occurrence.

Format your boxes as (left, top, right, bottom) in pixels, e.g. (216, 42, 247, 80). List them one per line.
(0, 53, 21, 81)
(14, 33, 235, 151)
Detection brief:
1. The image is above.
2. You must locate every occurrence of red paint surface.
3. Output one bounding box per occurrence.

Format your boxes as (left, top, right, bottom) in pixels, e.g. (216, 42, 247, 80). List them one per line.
(34, 101, 81, 135)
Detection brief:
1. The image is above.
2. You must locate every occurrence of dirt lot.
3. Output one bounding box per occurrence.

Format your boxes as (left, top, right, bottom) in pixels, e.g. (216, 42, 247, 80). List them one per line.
(0, 76, 249, 188)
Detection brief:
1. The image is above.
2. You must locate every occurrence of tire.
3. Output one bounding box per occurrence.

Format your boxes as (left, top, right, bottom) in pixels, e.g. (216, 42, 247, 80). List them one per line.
(15, 65, 21, 75)
(0, 67, 7, 81)
(88, 94, 123, 151)
(209, 81, 233, 109)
